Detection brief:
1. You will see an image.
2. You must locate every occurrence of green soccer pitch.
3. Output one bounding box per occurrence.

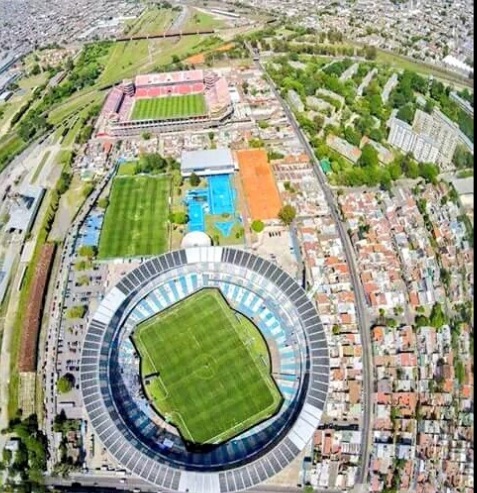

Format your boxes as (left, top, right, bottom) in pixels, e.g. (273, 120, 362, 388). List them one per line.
(131, 288, 283, 445)
(98, 176, 170, 259)
(130, 94, 207, 120)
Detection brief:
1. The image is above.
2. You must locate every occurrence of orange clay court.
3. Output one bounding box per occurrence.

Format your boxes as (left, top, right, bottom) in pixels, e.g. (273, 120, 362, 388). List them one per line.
(236, 149, 282, 221)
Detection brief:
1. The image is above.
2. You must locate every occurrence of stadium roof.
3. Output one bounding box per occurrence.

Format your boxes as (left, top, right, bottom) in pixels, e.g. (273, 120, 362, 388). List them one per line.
(6, 185, 45, 232)
(181, 148, 234, 173)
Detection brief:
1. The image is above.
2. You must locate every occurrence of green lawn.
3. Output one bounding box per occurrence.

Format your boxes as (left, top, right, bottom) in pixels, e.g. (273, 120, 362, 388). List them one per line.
(48, 90, 105, 126)
(131, 288, 282, 445)
(131, 94, 207, 120)
(98, 176, 170, 259)
(99, 40, 150, 86)
(205, 215, 245, 246)
(31, 150, 51, 184)
(117, 161, 138, 176)
(98, 35, 217, 86)
(0, 134, 27, 173)
(184, 9, 226, 31)
(129, 8, 177, 36)
(374, 48, 473, 88)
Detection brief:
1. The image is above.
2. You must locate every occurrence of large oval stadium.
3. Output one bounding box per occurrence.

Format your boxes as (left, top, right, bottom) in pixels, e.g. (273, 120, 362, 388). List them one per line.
(80, 247, 330, 492)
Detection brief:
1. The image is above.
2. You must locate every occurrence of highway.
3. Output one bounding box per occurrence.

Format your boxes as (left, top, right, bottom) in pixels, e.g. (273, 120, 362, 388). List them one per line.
(250, 48, 373, 485)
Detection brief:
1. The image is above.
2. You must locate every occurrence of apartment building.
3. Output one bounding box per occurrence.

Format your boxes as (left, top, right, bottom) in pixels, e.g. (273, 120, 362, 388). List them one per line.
(413, 109, 459, 165)
(387, 118, 439, 163)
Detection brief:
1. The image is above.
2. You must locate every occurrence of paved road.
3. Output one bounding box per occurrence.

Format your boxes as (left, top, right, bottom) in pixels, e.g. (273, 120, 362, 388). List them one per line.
(168, 4, 188, 32)
(250, 48, 373, 485)
(39, 153, 118, 469)
(45, 473, 343, 493)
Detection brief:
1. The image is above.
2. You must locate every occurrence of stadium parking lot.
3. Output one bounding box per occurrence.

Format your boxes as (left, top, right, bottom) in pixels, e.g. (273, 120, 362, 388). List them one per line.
(53, 262, 109, 418)
(254, 225, 299, 278)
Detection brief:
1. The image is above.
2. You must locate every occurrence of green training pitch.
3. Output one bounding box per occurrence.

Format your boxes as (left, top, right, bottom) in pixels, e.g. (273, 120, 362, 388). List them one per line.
(130, 94, 207, 121)
(98, 176, 170, 259)
(131, 288, 283, 445)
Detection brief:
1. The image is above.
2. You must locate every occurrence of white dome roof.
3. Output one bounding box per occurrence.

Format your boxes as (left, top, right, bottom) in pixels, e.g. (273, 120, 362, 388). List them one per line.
(181, 231, 212, 249)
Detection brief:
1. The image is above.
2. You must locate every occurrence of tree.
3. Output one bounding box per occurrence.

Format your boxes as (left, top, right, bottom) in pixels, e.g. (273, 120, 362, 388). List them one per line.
(419, 162, 438, 184)
(343, 125, 362, 146)
(57, 374, 75, 394)
(453, 145, 473, 169)
(429, 302, 446, 328)
(3, 448, 12, 464)
(78, 245, 96, 258)
(83, 184, 95, 199)
(249, 137, 264, 148)
(369, 127, 384, 142)
(251, 220, 265, 233)
(424, 99, 435, 114)
(189, 173, 201, 187)
(278, 204, 296, 225)
(168, 211, 189, 225)
(141, 131, 151, 140)
(415, 314, 430, 328)
(66, 305, 87, 319)
(396, 103, 416, 124)
(98, 197, 109, 209)
(136, 152, 167, 173)
(388, 161, 402, 180)
(364, 45, 377, 60)
(31, 64, 41, 76)
(358, 144, 379, 168)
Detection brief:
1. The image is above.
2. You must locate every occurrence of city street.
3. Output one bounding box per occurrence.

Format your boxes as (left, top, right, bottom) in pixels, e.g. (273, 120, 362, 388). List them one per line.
(250, 48, 373, 486)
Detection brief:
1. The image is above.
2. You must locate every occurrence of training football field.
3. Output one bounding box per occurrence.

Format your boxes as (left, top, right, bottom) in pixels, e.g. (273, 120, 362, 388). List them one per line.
(98, 176, 170, 259)
(131, 94, 207, 120)
(131, 288, 282, 445)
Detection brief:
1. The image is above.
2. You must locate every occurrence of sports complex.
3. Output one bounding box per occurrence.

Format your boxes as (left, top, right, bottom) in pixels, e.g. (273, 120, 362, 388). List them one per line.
(80, 247, 330, 492)
(97, 69, 233, 137)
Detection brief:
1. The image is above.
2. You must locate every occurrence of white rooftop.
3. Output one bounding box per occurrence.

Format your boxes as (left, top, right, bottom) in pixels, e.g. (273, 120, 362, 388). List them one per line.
(451, 176, 474, 196)
(181, 231, 212, 249)
(181, 148, 234, 172)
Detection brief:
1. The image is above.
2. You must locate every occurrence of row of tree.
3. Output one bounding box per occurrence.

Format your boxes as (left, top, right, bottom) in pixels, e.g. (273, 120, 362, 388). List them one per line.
(0, 414, 48, 487)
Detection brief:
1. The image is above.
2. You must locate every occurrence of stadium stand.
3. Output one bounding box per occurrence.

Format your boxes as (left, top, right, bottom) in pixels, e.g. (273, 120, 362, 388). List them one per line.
(81, 248, 329, 493)
(100, 88, 124, 120)
(118, 95, 134, 121)
(135, 70, 204, 88)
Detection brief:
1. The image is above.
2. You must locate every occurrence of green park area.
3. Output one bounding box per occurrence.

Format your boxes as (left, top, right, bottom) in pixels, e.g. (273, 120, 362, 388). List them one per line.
(98, 175, 170, 259)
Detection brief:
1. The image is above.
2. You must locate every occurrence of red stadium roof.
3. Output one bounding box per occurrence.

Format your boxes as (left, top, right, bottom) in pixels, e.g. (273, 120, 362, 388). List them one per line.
(135, 70, 204, 88)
